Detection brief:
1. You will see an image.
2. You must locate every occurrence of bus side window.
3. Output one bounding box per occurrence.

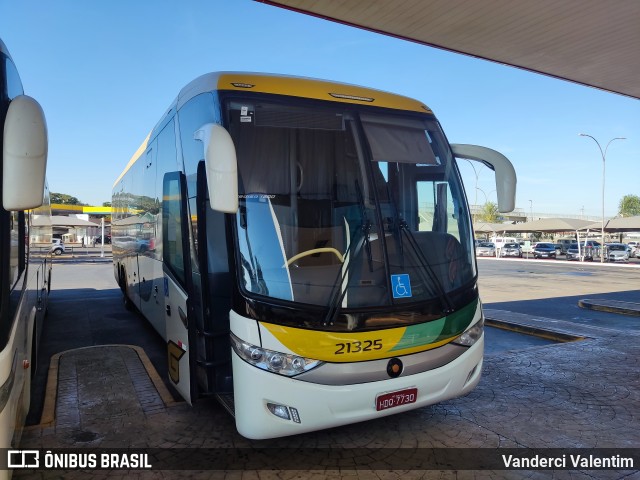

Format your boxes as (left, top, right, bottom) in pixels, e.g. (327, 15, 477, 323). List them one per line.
(8, 211, 25, 285)
(162, 172, 188, 287)
(5, 57, 24, 99)
(178, 92, 217, 196)
(0, 210, 26, 344)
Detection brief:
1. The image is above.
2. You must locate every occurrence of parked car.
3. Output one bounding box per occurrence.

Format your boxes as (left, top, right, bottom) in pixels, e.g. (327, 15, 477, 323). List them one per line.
(626, 241, 638, 257)
(566, 243, 580, 261)
(606, 243, 629, 263)
(565, 240, 600, 261)
(533, 242, 556, 259)
(136, 238, 151, 252)
(500, 242, 522, 258)
(491, 236, 518, 251)
(476, 242, 496, 257)
(581, 240, 602, 261)
(95, 235, 111, 245)
(553, 243, 563, 256)
(50, 238, 65, 256)
(556, 238, 574, 254)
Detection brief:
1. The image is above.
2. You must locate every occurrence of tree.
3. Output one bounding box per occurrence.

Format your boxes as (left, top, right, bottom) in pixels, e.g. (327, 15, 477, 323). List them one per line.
(102, 202, 112, 207)
(478, 201, 500, 222)
(50, 192, 86, 205)
(618, 194, 640, 217)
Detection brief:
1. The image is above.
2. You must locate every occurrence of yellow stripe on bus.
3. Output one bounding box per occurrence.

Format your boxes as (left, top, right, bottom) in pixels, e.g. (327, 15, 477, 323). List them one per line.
(261, 322, 455, 363)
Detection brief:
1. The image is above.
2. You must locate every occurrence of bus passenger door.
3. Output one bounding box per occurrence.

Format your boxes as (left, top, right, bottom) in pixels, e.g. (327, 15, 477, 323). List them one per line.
(162, 171, 196, 404)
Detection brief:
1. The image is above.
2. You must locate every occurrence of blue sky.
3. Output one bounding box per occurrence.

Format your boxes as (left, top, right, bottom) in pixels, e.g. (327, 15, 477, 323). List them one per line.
(2, 0, 638, 217)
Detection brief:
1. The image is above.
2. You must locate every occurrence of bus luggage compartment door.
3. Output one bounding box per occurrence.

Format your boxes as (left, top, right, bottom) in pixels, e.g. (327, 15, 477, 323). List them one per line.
(164, 274, 193, 404)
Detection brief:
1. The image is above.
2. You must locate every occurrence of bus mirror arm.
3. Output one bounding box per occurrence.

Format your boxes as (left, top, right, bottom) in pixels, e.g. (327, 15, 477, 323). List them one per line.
(450, 144, 517, 213)
(194, 123, 239, 213)
(2, 95, 48, 211)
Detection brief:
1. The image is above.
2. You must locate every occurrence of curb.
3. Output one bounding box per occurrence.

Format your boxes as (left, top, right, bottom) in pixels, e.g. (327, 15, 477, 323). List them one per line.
(484, 318, 586, 342)
(578, 299, 640, 317)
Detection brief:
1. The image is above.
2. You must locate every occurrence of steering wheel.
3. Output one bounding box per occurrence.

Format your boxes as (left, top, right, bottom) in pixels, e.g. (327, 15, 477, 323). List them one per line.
(285, 248, 344, 267)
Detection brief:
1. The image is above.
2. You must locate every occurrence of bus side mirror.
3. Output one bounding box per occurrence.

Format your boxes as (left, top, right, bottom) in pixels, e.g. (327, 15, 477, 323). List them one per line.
(451, 144, 517, 213)
(194, 123, 238, 213)
(3, 95, 48, 211)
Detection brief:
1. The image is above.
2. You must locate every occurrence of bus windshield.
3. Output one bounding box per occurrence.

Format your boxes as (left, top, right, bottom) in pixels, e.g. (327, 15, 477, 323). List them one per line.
(226, 98, 476, 327)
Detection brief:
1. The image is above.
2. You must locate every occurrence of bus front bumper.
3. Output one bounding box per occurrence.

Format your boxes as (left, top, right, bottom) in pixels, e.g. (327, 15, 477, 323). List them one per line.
(232, 336, 483, 439)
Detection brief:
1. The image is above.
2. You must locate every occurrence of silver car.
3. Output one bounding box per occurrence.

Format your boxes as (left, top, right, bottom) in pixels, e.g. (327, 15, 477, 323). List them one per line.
(476, 242, 496, 257)
(500, 242, 522, 258)
(50, 239, 66, 256)
(606, 243, 629, 263)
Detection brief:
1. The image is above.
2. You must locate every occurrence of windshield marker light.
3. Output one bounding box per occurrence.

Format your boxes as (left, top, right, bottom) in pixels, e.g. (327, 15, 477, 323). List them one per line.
(231, 333, 323, 376)
(231, 82, 255, 88)
(329, 92, 374, 102)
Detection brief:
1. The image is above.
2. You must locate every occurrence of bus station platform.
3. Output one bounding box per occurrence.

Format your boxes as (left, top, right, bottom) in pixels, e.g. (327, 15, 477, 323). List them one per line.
(15, 295, 640, 478)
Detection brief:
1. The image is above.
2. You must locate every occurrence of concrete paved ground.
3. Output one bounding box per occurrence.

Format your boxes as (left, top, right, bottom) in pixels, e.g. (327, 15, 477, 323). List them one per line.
(12, 261, 640, 479)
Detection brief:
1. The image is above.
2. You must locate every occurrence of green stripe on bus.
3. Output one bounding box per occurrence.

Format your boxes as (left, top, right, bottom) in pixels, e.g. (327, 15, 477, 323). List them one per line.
(389, 299, 478, 351)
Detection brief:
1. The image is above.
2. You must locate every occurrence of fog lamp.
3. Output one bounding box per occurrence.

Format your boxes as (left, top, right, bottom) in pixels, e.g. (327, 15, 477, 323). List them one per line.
(267, 403, 291, 420)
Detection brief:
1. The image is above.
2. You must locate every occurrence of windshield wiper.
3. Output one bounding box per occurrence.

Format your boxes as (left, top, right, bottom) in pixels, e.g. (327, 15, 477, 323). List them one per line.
(321, 226, 367, 326)
(354, 179, 373, 272)
(379, 180, 454, 314)
(397, 219, 455, 314)
(321, 179, 373, 327)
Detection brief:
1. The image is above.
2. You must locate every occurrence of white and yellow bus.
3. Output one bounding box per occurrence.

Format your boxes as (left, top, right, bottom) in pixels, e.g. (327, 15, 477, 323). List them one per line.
(112, 72, 515, 439)
(0, 38, 50, 457)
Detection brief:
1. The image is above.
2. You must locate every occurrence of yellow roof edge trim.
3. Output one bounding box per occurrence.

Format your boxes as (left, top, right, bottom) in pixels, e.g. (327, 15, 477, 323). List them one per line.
(216, 73, 432, 114)
(113, 132, 151, 188)
(83, 206, 112, 214)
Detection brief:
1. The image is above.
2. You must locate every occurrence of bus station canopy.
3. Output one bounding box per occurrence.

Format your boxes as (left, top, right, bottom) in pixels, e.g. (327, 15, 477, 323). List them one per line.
(498, 218, 593, 233)
(473, 222, 513, 234)
(32, 215, 99, 227)
(580, 216, 640, 233)
(52, 216, 99, 227)
(260, 0, 640, 100)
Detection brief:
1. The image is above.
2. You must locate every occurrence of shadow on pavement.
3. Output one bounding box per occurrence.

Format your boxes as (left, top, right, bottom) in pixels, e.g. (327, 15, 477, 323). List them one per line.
(486, 289, 640, 332)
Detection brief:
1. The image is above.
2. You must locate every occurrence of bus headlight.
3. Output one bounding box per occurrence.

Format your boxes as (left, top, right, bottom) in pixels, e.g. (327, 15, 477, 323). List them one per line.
(230, 333, 323, 376)
(452, 317, 484, 347)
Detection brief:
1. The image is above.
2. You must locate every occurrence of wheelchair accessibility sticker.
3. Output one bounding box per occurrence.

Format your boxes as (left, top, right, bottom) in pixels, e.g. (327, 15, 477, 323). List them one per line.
(391, 274, 412, 298)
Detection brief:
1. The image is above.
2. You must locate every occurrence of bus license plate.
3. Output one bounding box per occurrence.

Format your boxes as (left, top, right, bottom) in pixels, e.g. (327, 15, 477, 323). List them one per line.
(376, 387, 417, 411)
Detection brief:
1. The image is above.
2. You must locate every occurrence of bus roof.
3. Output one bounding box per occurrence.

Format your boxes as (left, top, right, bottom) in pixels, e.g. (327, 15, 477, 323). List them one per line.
(113, 132, 150, 188)
(176, 72, 431, 114)
(114, 72, 433, 188)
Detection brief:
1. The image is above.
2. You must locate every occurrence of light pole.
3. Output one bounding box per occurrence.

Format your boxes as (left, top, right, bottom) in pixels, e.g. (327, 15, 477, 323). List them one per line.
(578, 134, 626, 262)
(528, 200, 533, 222)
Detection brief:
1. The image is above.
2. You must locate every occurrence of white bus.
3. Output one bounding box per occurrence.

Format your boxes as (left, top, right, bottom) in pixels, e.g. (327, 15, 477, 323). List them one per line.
(112, 72, 516, 439)
(0, 38, 50, 456)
